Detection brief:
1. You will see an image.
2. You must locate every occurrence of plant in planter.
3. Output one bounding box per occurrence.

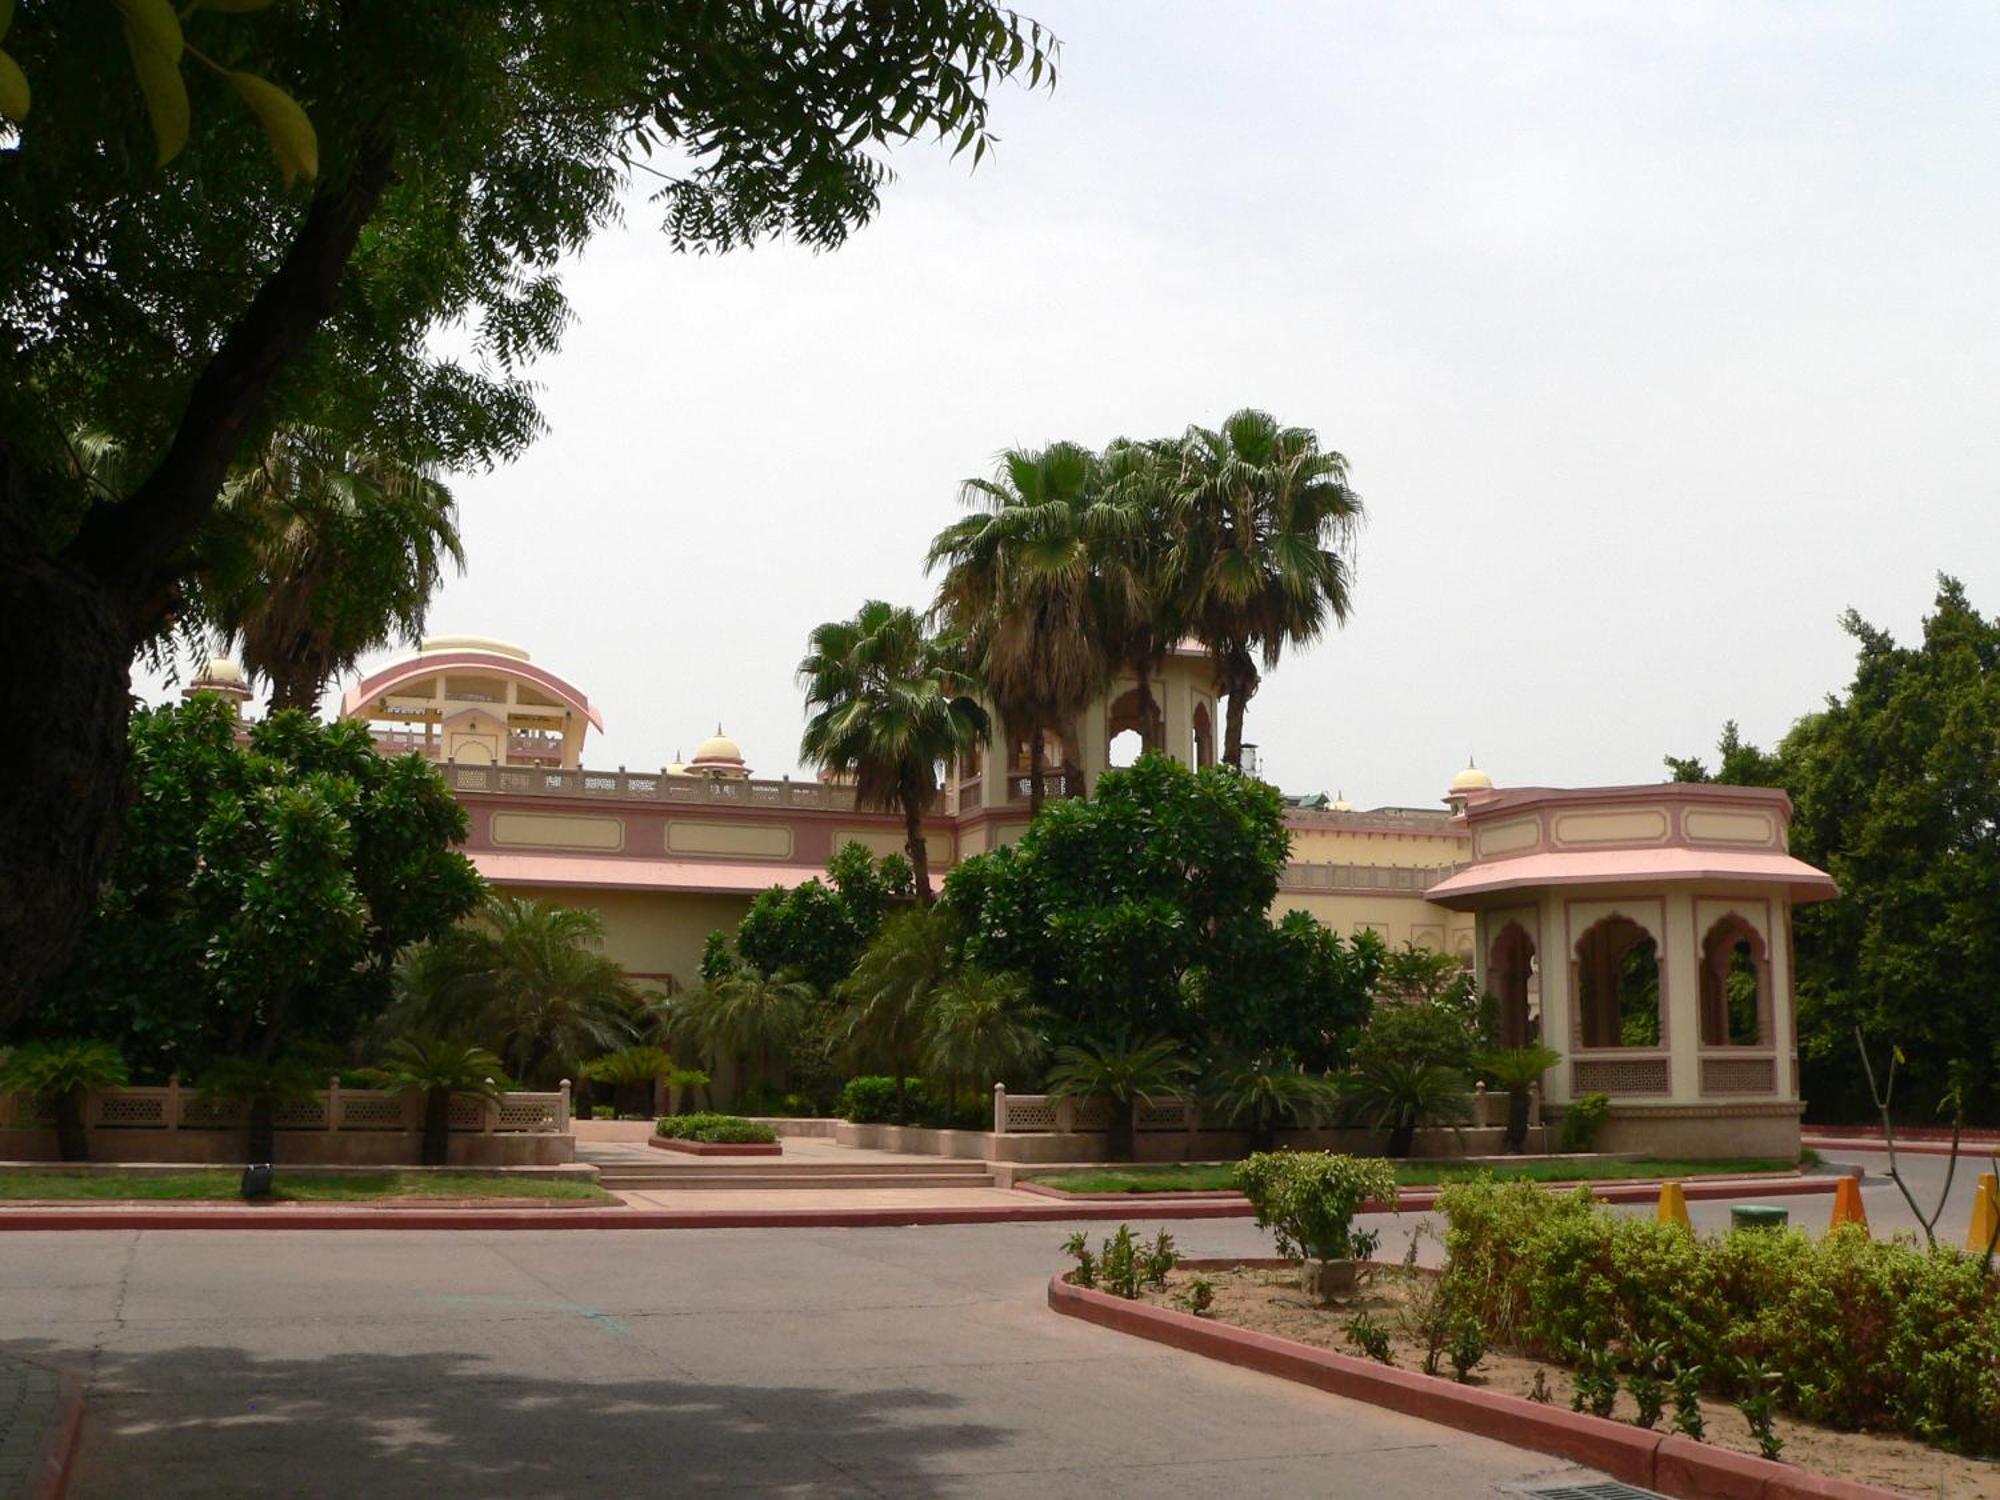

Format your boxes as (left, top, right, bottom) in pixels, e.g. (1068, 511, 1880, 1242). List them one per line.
(653, 1112, 777, 1145)
(1339, 1055, 1471, 1157)
(1203, 1051, 1340, 1152)
(0, 1039, 128, 1162)
(196, 1055, 323, 1163)
(1234, 1150, 1398, 1299)
(1045, 1032, 1193, 1161)
(361, 1036, 506, 1166)
(1474, 1044, 1562, 1153)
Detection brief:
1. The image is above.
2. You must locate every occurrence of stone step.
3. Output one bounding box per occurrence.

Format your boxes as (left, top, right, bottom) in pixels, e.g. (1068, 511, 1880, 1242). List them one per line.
(578, 1156, 994, 1181)
(598, 1169, 997, 1191)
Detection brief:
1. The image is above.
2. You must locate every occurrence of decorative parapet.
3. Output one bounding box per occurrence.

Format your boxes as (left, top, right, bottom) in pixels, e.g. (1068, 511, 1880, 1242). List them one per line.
(443, 762, 862, 812)
(1281, 861, 1462, 895)
(0, 1082, 569, 1135)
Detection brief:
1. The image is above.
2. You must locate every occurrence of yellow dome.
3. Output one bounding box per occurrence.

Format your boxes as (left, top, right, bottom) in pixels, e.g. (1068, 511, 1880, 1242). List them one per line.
(1450, 762, 1494, 794)
(196, 655, 246, 687)
(417, 634, 530, 662)
(691, 731, 744, 766)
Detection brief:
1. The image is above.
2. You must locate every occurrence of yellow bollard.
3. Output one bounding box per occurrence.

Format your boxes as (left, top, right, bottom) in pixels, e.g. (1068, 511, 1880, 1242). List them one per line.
(1828, 1174, 1868, 1232)
(1966, 1172, 1999, 1255)
(1657, 1180, 1692, 1231)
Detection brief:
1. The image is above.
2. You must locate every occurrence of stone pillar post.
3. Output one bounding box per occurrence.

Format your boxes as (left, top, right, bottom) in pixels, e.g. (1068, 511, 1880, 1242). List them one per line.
(992, 1082, 1007, 1134)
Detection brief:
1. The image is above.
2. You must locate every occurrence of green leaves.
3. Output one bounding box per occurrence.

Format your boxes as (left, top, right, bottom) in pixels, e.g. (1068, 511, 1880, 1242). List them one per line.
(0, 0, 25, 125)
(117, 0, 189, 165)
(226, 68, 317, 185)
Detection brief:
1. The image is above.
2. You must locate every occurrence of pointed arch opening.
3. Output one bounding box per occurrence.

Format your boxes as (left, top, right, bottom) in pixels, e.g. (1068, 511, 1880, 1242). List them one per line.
(1700, 915, 1768, 1047)
(1574, 914, 1662, 1049)
(1488, 921, 1538, 1048)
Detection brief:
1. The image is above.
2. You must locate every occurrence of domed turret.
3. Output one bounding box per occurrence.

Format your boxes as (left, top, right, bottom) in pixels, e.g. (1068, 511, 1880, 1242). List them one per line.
(687, 725, 751, 780)
(182, 655, 251, 712)
(1445, 758, 1494, 814)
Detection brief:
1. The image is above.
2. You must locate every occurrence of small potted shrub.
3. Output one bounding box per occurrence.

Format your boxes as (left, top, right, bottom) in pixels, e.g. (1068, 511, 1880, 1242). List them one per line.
(1233, 1150, 1399, 1299)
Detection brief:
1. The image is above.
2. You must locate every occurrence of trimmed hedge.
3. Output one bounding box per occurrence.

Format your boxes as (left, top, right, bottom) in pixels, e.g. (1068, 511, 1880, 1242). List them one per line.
(653, 1112, 777, 1145)
(1437, 1178, 2000, 1454)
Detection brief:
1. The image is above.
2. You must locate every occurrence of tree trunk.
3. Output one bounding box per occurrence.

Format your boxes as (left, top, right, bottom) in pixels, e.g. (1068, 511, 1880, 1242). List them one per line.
(1218, 644, 1258, 770)
(892, 1066, 909, 1126)
(902, 791, 933, 907)
(266, 668, 326, 716)
(1059, 719, 1086, 800)
(1504, 1086, 1530, 1154)
(1387, 1114, 1416, 1159)
(1133, 656, 1161, 755)
(1028, 726, 1046, 818)
(54, 1088, 90, 1163)
(0, 130, 399, 1022)
(248, 1097, 276, 1163)
(422, 1087, 451, 1166)
(1106, 1098, 1137, 1162)
(1248, 1103, 1276, 1155)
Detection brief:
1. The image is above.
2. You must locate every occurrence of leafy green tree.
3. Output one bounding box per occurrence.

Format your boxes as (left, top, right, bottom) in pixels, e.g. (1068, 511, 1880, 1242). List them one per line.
(798, 602, 988, 905)
(397, 894, 639, 1086)
(364, 1036, 507, 1166)
(1666, 578, 2000, 1121)
(1045, 1033, 1194, 1161)
(0, 1039, 128, 1162)
(1203, 913, 1383, 1071)
(946, 754, 1295, 1042)
(24, 698, 480, 1074)
(729, 843, 914, 995)
(836, 907, 955, 1124)
(1169, 409, 1364, 768)
(928, 441, 1132, 813)
(0, 1, 1057, 1022)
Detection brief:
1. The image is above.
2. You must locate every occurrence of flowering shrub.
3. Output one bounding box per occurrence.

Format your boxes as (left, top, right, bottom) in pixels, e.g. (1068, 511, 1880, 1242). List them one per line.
(1234, 1151, 1398, 1262)
(1436, 1178, 2000, 1454)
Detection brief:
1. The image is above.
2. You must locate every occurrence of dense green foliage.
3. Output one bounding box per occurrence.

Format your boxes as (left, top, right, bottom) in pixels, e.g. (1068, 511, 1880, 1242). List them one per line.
(1669, 578, 2000, 1120)
(0, 1037, 130, 1160)
(733, 843, 913, 995)
(1234, 1151, 1399, 1262)
(1438, 1179, 2000, 1454)
(25, 699, 480, 1074)
(359, 1035, 506, 1165)
(1558, 1091, 1612, 1151)
(946, 755, 1374, 1052)
(653, 1112, 778, 1145)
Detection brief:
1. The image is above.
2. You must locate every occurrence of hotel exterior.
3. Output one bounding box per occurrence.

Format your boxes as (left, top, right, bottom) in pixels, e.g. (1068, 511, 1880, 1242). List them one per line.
(306, 633, 1837, 1155)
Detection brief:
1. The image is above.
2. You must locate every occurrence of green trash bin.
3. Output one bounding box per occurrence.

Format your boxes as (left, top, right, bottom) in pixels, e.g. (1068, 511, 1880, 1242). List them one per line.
(1731, 1204, 1789, 1232)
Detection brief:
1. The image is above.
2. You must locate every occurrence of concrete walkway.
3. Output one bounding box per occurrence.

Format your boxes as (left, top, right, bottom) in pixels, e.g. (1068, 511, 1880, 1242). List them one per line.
(0, 1218, 1608, 1498)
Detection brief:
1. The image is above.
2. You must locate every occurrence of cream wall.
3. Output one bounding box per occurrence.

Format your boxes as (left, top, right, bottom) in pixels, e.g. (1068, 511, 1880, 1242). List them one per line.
(1287, 825, 1467, 867)
(510, 884, 756, 992)
(1274, 892, 1473, 957)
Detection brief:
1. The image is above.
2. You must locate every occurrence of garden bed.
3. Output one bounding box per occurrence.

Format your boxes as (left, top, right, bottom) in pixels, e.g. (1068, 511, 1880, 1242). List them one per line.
(0, 1170, 616, 1204)
(648, 1137, 782, 1157)
(1123, 1261, 1991, 1499)
(1023, 1155, 1808, 1197)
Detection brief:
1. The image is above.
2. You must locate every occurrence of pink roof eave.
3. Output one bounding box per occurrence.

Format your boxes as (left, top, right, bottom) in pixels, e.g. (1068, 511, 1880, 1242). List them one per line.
(469, 851, 815, 897)
(1423, 847, 1838, 909)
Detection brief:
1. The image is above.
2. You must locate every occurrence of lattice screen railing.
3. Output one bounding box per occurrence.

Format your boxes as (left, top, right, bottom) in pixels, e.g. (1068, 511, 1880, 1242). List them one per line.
(7, 1086, 567, 1134)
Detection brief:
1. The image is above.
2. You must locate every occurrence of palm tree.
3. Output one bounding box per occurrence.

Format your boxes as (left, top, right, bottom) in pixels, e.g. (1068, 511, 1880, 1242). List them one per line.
(1476, 1044, 1563, 1153)
(205, 424, 464, 711)
(836, 906, 953, 1124)
(1095, 437, 1185, 755)
(1204, 1051, 1341, 1153)
(667, 969, 813, 1098)
(396, 894, 639, 1086)
(799, 602, 989, 905)
(1170, 410, 1364, 768)
(1045, 1032, 1195, 1162)
(1341, 1055, 1473, 1158)
(928, 442, 1138, 814)
(922, 967, 1044, 1119)
(0, 1039, 128, 1162)
(363, 1036, 507, 1166)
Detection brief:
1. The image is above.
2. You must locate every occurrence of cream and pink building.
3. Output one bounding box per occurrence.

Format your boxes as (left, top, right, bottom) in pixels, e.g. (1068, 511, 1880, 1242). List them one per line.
(320, 635, 1836, 1155)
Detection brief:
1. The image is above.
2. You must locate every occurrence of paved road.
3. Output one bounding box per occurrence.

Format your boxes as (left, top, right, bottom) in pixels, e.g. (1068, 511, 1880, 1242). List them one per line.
(1, 1217, 1606, 1500)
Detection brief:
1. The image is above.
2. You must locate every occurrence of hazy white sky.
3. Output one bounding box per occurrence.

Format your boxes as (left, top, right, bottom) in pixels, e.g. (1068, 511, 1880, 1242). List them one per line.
(154, 1, 2000, 808)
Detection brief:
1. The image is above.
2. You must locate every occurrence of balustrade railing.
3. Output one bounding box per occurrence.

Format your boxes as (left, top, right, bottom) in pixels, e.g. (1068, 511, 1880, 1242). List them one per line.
(1280, 861, 1462, 894)
(0, 1082, 569, 1135)
(441, 762, 863, 811)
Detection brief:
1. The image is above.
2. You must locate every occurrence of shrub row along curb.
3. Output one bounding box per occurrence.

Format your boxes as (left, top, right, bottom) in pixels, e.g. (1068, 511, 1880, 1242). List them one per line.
(1046, 1275, 1903, 1500)
(1017, 1173, 1843, 1208)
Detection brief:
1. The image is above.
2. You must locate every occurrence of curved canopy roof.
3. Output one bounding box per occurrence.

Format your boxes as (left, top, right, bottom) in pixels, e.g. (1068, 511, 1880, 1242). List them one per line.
(340, 649, 604, 733)
(1426, 847, 1839, 907)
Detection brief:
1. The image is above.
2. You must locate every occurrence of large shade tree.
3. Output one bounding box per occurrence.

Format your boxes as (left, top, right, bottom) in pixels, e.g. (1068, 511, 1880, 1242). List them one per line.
(1169, 409, 1364, 768)
(0, 1, 1056, 1020)
(799, 602, 989, 905)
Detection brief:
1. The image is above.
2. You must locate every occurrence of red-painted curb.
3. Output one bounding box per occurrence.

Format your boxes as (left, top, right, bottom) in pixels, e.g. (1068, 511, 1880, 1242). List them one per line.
(1805, 1136, 2000, 1160)
(1021, 1173, 1840, 1210)
(30, 1368, 84, 1500)
(1047, 1276, 1912, 1500)
(0, 1172, 1840, 1231)
(647, 1137, 784, 1156)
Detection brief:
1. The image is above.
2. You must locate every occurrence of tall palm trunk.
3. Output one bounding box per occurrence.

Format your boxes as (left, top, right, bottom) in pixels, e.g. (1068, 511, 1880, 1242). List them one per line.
(267, 667, 325, 715)
(1027, 725, 1046, 817)
(1132, 656, 1161, 755)
(901, 787, 934, 907)
(1217, 644, 1258, 769)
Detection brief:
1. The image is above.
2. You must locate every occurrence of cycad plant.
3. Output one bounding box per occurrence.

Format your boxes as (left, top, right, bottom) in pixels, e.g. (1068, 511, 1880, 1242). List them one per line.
(581, 1043, 676, 1120)
(0, 1039, 128, 1162)
(197, 1054, 324, 1163)
(1475, 1044, 1562, 1153)
(1204, 1052, 1341, 1153)
(363, 1036, 507, 1166)
(922, 967, 1044, 1119)
(1046, 1033, 1195, 1162)
(1341, 1055, 1473, 1158)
